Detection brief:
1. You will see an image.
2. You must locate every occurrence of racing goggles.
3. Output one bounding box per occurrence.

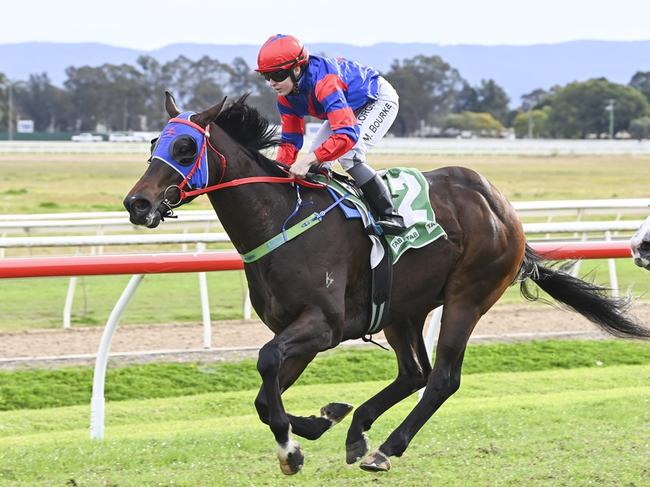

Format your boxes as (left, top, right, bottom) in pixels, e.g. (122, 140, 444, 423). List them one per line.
(261, 69, 292, 82)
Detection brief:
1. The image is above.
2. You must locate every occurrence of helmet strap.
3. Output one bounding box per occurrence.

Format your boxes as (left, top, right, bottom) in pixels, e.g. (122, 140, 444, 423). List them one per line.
(289, 64, 304, 94)
(288, 46, 306, 93)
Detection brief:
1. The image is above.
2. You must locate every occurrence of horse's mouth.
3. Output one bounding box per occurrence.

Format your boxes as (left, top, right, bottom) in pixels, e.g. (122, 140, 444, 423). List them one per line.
(128, 208, 162, 228)
(145, 210, 162, 228)
(634, 255, 650, 270)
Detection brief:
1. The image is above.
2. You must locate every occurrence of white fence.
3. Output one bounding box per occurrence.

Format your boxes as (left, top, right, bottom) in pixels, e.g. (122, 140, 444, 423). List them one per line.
(0, 221, 644, 249)
(1, 199, 646, 332)
(2, 138, 650, 155)
(373, 138, 650, 155)
(2, 198, 649, 237)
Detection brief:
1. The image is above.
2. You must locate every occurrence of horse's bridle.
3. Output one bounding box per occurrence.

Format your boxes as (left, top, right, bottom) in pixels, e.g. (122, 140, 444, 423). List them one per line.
(159, 116, 227, 209)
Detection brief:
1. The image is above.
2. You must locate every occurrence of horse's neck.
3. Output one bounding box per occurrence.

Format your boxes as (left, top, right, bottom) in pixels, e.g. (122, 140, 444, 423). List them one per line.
(210, 184, 294, 253)
(208, 138, 296, 255)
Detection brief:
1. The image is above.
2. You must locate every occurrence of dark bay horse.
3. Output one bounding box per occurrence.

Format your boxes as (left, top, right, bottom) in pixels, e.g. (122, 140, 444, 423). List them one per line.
(124, 93, 650, 475)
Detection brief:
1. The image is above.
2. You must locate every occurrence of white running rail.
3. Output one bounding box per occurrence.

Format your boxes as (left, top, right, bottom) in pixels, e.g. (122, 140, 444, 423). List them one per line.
(1, 200, 647, 330)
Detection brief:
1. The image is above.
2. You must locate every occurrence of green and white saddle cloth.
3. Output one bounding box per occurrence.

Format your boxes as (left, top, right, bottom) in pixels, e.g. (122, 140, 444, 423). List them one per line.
(320, 167, 447, 268)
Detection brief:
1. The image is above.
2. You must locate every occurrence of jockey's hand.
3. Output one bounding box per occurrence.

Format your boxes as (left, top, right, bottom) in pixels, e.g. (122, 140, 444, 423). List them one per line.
(290, 152, 319, 179)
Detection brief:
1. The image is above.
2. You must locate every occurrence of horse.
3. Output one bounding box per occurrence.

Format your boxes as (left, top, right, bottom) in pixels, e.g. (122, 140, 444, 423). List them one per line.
(631, 215, 650, 269)
(124, 92, 650, 475)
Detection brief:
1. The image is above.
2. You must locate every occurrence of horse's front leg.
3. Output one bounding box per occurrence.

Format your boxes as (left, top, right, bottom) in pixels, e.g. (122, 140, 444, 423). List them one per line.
(256, 309, 341, 475)
(254, 354, 353, 441)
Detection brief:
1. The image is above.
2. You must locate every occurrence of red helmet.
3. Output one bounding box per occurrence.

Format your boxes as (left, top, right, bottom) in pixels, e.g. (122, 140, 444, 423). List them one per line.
(256, 34, 309, 73)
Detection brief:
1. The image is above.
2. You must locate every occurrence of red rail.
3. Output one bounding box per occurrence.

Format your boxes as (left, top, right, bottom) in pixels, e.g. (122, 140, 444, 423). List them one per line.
(0, 251, 244, 278)
(0, 240, 632, 279)
(532, 240, 632, 260)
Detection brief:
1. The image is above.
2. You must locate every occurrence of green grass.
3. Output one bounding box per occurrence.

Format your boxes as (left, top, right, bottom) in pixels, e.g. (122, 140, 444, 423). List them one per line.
(2, 153, 649, 485)
(2, 339, 649, 411)
(0, 364, 648, 485)
(375, 153, 650, 200)
(0, 270, 248, 330)
(2, 153, 650, 215)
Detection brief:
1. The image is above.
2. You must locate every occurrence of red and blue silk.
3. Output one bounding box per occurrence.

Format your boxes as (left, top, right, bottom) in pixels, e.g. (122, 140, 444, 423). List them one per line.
(276, 55, 380, 164)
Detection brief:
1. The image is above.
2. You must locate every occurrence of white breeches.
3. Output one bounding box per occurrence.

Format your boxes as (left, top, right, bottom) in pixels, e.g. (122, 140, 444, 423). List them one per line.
(308, 76, 399, 171)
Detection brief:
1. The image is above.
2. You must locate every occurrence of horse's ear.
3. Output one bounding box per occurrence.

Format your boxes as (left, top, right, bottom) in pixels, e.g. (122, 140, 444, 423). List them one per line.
(165, 91, 181, 117)
(195, 96, 228, 127)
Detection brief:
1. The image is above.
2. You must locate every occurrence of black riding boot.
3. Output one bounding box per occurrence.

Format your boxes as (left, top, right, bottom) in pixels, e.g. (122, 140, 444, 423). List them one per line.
(360, 175, 406, 235)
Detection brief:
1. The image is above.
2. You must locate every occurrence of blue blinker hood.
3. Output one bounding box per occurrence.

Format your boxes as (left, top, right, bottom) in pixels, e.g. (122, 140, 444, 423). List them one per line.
(151, 111, 209, 190)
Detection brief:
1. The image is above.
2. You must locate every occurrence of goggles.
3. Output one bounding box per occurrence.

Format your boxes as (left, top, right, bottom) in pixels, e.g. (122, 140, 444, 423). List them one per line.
(261, 69, 292, 82)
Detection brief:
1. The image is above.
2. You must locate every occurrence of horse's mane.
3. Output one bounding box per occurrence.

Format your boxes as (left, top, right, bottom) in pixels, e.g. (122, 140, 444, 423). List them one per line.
(214, 95, 286, 176)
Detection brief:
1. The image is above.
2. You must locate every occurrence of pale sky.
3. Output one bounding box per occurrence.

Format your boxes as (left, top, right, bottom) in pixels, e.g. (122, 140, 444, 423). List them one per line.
(2, 0, 649, 49)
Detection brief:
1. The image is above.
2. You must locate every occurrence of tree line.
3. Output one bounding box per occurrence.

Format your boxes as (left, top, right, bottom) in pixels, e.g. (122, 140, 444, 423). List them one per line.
(0, 56, 276, 135)
(0, 53, 649, 139)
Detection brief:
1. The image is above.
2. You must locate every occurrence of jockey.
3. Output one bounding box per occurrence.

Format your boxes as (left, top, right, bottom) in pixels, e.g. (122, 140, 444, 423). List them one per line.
(256, 34, 406, 234)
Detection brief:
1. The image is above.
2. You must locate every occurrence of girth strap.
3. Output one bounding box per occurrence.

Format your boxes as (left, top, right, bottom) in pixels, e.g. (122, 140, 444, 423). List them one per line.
(366, 235, 394, 335)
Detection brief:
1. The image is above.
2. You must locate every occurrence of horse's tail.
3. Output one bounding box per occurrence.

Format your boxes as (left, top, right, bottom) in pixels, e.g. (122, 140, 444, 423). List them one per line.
(518, 244, 650, 339)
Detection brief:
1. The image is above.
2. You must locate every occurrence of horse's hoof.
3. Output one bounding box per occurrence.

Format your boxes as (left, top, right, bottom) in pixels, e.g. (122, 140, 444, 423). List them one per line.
(346, 435, 370, 464)
(320, 402, 354, 424)
(277, 443, 304, 475)
(360, 449, 391, 472)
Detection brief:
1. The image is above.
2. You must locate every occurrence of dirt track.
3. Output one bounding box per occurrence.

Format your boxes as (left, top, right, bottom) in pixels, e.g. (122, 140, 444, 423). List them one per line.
(2, 302, 649, 369)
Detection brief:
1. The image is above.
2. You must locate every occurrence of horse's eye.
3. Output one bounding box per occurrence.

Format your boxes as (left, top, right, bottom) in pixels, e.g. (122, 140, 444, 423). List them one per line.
(171, 136, 198, 166)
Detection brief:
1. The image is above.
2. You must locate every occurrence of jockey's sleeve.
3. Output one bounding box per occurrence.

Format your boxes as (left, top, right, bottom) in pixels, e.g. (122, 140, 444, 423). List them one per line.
(276, 97, 304, 164)
(313, 74, 359, 162)
(276, 142, 299, 164)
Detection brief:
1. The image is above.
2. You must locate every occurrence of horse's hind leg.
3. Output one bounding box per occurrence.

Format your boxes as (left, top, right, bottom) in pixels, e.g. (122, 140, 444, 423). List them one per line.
(254, 354, 353, 441)
(359, 219, 523, 471)
(360, 304, 476, 472)
(345, 315, 431, 464)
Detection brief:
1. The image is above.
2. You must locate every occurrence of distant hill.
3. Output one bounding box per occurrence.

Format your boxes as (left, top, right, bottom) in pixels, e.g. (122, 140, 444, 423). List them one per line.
(2, 40, 650, 105)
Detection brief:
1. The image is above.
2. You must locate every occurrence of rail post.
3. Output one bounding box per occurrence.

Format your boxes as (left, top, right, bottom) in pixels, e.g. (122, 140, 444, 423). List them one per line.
(90, 274, 144, 440)
(196, 243, 212, 348)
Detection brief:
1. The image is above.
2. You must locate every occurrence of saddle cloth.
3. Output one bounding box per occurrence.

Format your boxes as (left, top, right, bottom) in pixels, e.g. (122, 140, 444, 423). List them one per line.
(318, 167, 447, 268)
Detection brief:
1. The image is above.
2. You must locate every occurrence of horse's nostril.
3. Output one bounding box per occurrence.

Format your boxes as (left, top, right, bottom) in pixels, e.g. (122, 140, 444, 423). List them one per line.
(133, 199, 151, 213)
(125, 195, 152, 216)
